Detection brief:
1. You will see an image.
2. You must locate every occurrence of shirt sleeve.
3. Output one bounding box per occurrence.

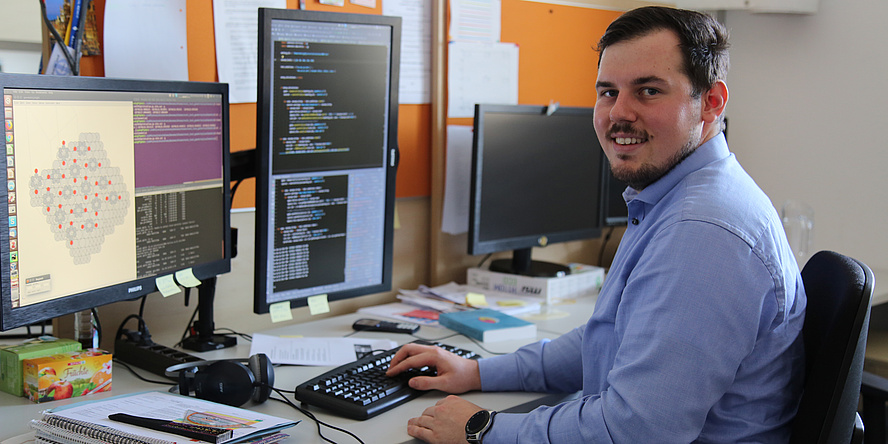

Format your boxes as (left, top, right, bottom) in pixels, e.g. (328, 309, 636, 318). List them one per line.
(479, 327, 585, 394)
(480, 220, 778, 443)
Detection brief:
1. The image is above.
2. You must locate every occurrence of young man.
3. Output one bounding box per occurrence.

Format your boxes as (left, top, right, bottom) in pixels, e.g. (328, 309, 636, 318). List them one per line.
(387, 7, 806, 443)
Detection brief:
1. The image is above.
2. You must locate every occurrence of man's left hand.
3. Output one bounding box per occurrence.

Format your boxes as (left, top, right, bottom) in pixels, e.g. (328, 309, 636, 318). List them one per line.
(407, 395, 484, 443)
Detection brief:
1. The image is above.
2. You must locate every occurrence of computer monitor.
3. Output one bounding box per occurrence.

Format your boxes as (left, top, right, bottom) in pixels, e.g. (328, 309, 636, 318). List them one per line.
(254, 9, 400, 314)
(602, 159, 629, 226)
(468, 104, 604, 277)
(0, 73, 231, 332)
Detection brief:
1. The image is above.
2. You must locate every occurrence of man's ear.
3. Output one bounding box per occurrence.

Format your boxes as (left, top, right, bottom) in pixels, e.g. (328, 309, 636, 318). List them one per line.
(701, 80, 728, 124)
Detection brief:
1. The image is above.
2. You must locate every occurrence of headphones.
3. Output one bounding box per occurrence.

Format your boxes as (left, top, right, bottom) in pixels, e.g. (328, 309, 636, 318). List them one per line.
(165, 354, 274, 407)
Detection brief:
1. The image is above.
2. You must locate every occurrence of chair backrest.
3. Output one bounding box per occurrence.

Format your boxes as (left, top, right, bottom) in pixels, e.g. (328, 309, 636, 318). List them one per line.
(790, 250, 874, 444)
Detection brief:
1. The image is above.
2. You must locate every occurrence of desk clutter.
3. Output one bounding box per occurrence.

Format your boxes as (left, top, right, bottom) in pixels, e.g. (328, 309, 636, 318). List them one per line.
(356, 264, 604, 334)
(0, 336, 112, 403)
(27, 390, 297, 444)
(1, 337, 82, 397)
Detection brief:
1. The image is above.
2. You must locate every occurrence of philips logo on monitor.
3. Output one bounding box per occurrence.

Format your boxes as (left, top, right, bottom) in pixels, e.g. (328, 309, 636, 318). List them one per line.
(127, 285, 142, 294)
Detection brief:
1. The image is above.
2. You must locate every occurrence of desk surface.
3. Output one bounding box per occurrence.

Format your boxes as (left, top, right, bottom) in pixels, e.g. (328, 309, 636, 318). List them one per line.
(0, 298, 596, 444)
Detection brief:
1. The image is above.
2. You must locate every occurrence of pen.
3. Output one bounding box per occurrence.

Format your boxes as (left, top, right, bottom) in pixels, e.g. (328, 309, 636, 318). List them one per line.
(108, 413, 233, 443)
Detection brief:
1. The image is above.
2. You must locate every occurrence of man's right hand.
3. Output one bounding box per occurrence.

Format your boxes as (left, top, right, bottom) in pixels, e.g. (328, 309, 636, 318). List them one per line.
(386, 343, 482, 394)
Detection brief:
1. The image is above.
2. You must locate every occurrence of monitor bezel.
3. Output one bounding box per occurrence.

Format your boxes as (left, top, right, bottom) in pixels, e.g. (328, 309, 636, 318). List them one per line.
(0, 73, 232, 331)
(253, 8, 400, 314)
(468, 103, 605, 257)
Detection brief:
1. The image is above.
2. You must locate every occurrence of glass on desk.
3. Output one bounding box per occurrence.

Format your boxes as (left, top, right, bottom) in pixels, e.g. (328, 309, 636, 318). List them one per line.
(781, 199, 814, 267)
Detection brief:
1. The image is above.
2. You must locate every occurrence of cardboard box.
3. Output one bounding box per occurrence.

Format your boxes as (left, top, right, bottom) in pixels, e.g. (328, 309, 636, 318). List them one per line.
(467, 263, 605, 303)
(23, 349, 112, 403)
(0, 337, 82, 397)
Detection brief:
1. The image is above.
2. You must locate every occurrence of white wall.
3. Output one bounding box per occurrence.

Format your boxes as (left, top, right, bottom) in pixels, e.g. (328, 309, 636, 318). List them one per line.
(723, 0, 888, 270)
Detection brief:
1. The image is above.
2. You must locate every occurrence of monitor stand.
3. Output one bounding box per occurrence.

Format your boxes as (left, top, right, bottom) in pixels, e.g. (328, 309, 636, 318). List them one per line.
(182, 277, 237, 352)
(489, 248, 571, 278)
(114, 277, 236, 378)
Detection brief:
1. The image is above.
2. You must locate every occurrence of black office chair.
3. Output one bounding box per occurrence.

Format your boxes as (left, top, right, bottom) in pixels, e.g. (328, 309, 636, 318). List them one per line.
(860, 370, 888, 444)
(789, 250, 873, 444)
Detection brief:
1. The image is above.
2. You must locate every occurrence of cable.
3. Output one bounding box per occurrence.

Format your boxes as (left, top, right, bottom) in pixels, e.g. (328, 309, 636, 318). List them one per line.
(230, 179, 244, 207)
(476, 253, 493, 269)
(90, 307, 102, 347)
(269, 387, 366, 444)
(113, 359, 175, 385)
(176, 304, 201, 348)
(38, 0, 76, 74)
(214, 328, 252, 342)
(71, 0, 90, 77)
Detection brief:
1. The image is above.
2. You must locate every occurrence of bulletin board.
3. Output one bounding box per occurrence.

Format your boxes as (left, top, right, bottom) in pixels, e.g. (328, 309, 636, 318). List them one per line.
(75, 0, 627, 283)
(76, 0, 431, 208)
(429, 1, 623, 284)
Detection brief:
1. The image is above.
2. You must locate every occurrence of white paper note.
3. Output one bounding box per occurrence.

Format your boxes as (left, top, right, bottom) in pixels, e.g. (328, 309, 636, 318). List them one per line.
(212, 0, 286, 103)
(250, 334, 397, 366)
(447, 41, 518, 118)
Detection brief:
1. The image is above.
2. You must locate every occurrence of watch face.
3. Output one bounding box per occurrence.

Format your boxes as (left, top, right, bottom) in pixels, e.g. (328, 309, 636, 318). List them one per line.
(466, 410, 491, 432)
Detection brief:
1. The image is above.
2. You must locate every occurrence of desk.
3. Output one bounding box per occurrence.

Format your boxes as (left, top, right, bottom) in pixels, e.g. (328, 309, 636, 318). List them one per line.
(0, 298, 596, 444)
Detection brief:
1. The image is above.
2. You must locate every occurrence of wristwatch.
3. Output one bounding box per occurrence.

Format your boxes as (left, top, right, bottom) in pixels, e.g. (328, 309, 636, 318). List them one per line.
(466, 409, 496, 444)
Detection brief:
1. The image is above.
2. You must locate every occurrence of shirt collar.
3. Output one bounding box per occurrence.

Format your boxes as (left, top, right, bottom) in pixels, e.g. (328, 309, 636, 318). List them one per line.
(627, 132, 730, 206)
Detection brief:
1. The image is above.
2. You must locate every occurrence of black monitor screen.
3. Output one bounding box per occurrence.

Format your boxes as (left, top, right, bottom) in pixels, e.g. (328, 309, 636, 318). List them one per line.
(254, 9, 400, 313)
(1, 73, 231, 331)
(603, 159, 628, 226)
(469, 104, 603, 276)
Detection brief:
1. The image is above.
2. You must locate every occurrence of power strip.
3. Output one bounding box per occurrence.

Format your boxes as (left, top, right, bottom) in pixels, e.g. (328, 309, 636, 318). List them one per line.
(114, 339, 203, 378)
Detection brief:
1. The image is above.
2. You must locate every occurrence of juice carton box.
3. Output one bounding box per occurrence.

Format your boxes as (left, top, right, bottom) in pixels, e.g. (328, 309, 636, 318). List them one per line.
(23, 349, 112, 403)
(0, 337, 81, 397)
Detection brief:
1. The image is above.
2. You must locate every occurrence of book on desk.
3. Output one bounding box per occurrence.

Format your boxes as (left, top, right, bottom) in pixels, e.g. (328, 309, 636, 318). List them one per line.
(438, 308, 537, 343)
(27, 390, 298, 444)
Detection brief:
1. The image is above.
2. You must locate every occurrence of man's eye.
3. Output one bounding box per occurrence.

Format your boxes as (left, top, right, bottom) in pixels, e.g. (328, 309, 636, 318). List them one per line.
(641, 88, 660, 96)
(600, 90, 617, 98)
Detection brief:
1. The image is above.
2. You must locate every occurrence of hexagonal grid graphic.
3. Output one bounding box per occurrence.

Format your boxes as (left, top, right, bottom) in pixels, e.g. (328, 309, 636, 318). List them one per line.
(28, 133, 130, 264)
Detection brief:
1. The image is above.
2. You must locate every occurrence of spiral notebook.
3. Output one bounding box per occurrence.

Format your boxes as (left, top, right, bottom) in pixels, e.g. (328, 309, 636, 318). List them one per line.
(29, 391, 298, 444)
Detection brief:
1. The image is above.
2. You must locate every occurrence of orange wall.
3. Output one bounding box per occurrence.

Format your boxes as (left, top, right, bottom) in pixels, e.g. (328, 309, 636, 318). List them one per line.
(77, 0, 620, 208)
(82, 0, 430, 208)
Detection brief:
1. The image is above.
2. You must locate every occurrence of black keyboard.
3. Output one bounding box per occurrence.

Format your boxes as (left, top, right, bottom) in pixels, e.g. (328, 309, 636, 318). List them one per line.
(294, 340, 479, 420)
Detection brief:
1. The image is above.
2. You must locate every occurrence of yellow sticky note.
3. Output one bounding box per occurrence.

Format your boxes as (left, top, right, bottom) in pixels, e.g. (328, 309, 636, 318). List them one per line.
(497, 300, 527, 307)
(394, 204, 401, 230)
(308, 294, 330, 315)
(466, 292, 488, 307)
(155, 274, 181, 297)
(269, 302, 293, 323)
(174, 268, 202, 288)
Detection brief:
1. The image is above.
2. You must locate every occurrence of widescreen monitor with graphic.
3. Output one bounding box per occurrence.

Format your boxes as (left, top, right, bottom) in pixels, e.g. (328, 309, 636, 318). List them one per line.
(0, 73, 231, 331)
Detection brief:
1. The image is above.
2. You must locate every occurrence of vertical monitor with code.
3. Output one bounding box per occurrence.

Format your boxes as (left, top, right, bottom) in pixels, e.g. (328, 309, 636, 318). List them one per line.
(254, 9, 400, 313)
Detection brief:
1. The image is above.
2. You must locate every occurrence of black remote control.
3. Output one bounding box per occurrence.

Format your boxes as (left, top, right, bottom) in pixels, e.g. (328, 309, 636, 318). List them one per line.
(352, 318, 420, 334)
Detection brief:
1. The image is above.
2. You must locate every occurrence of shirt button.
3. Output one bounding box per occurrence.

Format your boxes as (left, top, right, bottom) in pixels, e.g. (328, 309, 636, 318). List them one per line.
(631, 218, 639, 225)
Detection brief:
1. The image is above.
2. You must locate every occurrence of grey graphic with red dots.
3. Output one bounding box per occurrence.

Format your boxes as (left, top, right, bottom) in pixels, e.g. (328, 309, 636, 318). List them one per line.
(28, 133, 130, 264)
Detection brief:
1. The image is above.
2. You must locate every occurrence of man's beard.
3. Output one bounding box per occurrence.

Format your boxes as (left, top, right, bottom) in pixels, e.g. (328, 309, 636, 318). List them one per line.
(608, 123, 701, 190)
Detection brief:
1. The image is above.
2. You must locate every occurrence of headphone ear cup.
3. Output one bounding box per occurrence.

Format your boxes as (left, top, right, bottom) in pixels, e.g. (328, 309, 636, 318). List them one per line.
(248, 353, 274, 404)
(177, 367, 194, 396)
(192, 361, 255, 407)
